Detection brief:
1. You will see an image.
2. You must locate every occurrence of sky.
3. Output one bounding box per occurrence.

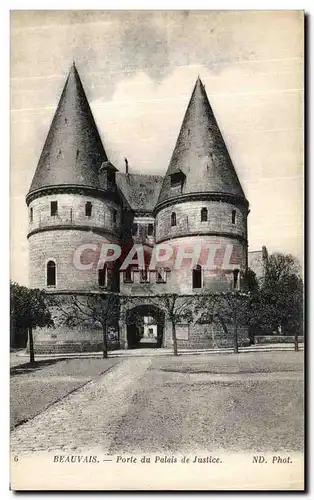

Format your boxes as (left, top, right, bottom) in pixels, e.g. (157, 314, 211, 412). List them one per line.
(10, 10, 304, 285)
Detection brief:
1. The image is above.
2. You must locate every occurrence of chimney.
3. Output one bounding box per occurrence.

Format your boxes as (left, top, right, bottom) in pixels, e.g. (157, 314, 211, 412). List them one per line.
(125, 158, 129, 174)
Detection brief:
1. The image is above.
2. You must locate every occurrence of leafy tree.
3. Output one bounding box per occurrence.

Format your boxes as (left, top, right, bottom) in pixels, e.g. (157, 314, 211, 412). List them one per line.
(194, 291, 249, 353)
(10, 282, 52, 364)
(242, 268, 259, 294)
(260, 253, 303, 343)
(53, 292, 120, 358)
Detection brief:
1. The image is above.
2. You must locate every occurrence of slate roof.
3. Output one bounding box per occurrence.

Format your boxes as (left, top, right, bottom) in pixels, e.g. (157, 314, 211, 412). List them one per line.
(28, 63, 113, 197)
(116, 172, 163, 213)
(157, 77, 247, 207)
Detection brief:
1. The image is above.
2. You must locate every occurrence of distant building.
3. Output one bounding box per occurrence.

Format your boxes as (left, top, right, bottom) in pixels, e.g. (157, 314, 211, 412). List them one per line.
(26, 63, 264, 352)
(248, 246, 269, 282)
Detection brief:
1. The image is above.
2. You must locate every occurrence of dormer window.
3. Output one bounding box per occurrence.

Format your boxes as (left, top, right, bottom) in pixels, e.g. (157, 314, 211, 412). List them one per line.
(50, 201, 58, 216)
(201, 207, 208, 222)
(85, 202, 92, 217)
(170, 170, 185, 194)
(107, 170, 115, 185)
(232, 210, 236, 224)
(100, 161, 116, 187)
(171, 212, 176, 227)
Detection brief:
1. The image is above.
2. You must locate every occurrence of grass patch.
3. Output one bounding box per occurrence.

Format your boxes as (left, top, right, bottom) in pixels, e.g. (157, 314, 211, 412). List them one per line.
(10, 358, 120, 429)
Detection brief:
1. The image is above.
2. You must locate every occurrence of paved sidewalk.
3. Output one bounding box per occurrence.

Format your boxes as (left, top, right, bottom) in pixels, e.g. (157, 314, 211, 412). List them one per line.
(11, 357, 152, 454)
(12, 343, 304, 364)
(10, 350, 28, 367)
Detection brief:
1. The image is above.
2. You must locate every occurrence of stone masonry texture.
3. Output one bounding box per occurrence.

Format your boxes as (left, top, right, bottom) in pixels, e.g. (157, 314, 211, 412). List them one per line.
(25, 65, 254, 352)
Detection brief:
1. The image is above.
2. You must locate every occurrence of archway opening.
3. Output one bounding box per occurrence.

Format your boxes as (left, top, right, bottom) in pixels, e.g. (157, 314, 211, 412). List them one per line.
(126, 304, 165, 349)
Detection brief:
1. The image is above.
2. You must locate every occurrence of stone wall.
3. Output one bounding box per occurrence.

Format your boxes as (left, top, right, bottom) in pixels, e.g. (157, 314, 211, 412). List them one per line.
(27, 322, 120, 354)
(255, 335, 304, 344)
(155, 199, 247, 243)
(28, 229, 119, 290)
(28, 193, 121, 238)
(121, 234, 247, 295)
(27, 340, 119, 354)
(163, 320, 249, 349)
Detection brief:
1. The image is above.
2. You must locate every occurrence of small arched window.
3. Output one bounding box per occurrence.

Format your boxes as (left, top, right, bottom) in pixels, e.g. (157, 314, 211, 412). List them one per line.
(192, 264, 202, 289)
(201, 207, 208, 222)
(232, 210, 236, 224)
(171, 212, 176, 227)
(98, 265, 107, 287)
(47, 260, 56, 287)
(85, 202, 92, 217)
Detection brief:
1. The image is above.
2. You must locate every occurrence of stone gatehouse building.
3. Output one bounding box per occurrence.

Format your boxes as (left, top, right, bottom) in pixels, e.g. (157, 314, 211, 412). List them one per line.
(26, 63, 265, 353)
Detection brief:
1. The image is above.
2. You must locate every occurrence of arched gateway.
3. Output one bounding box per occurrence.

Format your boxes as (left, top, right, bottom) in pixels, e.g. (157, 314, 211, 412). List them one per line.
(123, 303, 165, 349)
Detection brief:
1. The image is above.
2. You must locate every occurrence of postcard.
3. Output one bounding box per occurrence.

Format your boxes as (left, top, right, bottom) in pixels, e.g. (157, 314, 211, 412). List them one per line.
(10, 10, 304, 491)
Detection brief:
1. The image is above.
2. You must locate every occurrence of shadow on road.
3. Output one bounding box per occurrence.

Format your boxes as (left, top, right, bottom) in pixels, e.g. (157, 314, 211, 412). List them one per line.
(10, 359, 63, 377)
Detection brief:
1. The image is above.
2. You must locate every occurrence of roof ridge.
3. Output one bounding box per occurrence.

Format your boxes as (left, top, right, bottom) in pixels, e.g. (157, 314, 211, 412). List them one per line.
(116, 172, 164, 178)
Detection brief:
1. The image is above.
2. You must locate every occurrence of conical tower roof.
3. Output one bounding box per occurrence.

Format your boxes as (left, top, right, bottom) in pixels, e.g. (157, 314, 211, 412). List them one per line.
(156, 77, 247, 207)
(27, 63, 114, 198)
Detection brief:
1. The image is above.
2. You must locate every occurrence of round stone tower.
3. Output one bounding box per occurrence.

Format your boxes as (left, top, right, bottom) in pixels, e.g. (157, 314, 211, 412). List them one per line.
(26, 63, 122, 352)
(154, 77, 249, 296)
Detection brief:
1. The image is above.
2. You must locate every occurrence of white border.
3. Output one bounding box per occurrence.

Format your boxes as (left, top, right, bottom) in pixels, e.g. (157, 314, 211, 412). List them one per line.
(3, 4, 310, 499)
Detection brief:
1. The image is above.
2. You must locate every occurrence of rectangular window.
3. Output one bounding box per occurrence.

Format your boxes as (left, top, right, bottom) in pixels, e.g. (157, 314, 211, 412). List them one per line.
(156, 269, 166, 283)
(85, 202, 92, 217)
(140, 269, 149, 283)
(50, 201, 58, 216)
(192, 265, 202, 289)
(113, 210, 117, 224)
(123, 268, 133, 283)
(98, 267, 106, 287)
(30, 207, 33, 222)
(232, 210, 236, 224)
(132, 223, 138, 235)
(148, 223, 154, 236)
(233, 269, 240, 290)
(201, 207, 208, 222)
